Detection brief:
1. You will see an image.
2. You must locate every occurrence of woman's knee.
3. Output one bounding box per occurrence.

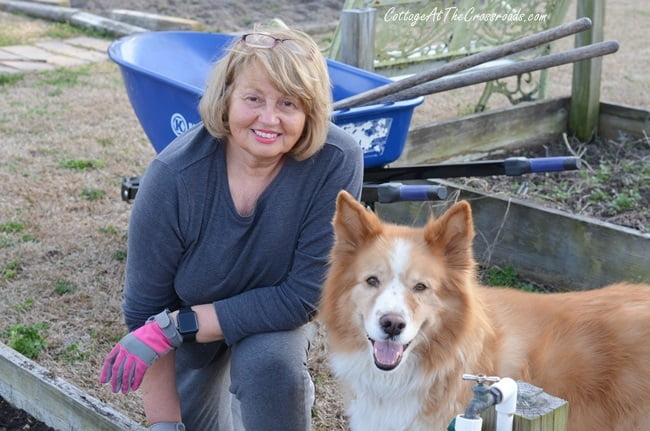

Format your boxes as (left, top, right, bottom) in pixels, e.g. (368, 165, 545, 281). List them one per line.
(230, 329, 310, 393)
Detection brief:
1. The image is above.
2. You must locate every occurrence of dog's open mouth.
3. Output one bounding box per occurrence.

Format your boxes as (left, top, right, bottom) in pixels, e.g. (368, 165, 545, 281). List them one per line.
(370, 338, 409, 370)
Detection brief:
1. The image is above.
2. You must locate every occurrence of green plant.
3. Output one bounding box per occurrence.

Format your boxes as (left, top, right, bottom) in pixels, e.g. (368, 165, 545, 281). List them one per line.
(15, 299, 34, 313)
(80, 188, 105, 201)
(59, 158, 106, 171)
(484, 264, 540, 292)
(99, 225, 119, 235)
(0, 221, 25, 233)
(113, 250, 127, 262)
(608, 189, 641, 215)
(2, 323, 49, 359)
(54, 279, 76, 295)
(1, 260, 20, 280)
(58, 341, 88, 363)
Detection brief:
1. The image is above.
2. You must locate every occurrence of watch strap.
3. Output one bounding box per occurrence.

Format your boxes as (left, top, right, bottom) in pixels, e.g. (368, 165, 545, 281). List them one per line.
(148, 310, 183, 348)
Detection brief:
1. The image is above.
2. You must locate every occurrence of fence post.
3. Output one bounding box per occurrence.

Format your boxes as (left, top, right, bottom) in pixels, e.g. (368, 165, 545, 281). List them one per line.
(480, 381, 568, 431)
(339, 8, 376, 71)
(569, 0, 605, 141)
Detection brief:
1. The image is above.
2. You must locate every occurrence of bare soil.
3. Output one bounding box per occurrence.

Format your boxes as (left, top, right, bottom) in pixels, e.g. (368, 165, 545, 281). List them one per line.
(0, 396, 54, 431)
(0, 1, 647, 430)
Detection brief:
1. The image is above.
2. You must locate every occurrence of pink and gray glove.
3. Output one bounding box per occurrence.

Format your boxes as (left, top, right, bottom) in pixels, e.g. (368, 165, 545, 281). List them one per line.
(99, 310, 182, 394)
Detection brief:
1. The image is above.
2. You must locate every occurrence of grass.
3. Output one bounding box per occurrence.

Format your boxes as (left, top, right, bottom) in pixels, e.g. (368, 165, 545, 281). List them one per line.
(59, 158, 106, 171)
(40, 66, 91, 87)
(80, 187, 106, 201)
(0, 73, 25, 87)
(54, 279, 76, 295)
(0, 20, 112, 47)
(0, 221, 25, 233)
(1, 260, 20, 281)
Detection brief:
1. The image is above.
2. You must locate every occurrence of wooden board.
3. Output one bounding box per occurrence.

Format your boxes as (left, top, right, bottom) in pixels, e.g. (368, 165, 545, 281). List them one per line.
(599, 102, 650, 141)
(375, 181, 650, 290)
(0, 342, 146, 431)
(400, 97, 570, 165)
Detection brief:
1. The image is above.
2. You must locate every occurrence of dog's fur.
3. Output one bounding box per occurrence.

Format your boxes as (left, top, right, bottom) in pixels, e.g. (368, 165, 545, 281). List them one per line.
(319, 190, 650, 431)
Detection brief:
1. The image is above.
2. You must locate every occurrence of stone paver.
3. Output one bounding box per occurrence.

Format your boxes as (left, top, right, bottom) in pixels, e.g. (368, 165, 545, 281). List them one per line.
(0, 37, 109, 74)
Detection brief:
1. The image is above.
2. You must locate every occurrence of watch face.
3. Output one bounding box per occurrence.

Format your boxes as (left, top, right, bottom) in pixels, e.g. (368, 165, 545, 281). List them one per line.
(177, 310, 199, 334)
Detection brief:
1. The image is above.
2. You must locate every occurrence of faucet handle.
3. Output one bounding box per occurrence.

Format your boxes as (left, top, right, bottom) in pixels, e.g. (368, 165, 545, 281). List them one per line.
(462, 373, 501, 384)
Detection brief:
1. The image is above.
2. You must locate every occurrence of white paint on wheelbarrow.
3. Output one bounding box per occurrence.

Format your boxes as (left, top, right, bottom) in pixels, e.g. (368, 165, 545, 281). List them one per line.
(171, 112, 196, 137)
(339, 117, 393, 156)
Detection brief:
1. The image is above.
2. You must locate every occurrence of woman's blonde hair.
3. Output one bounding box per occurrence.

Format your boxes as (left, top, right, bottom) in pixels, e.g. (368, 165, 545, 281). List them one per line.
(199, 25, 332, 161)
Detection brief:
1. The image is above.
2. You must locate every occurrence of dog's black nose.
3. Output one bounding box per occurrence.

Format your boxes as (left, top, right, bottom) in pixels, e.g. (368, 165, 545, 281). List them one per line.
(379, 314, 406, 337)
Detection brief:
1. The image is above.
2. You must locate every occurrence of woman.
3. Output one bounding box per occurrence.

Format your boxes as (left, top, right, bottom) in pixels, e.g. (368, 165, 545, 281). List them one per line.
(100, 26, 364, 430)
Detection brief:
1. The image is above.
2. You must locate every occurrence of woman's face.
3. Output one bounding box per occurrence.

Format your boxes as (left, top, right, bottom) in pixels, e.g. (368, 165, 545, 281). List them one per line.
(227, 61, 307, 164)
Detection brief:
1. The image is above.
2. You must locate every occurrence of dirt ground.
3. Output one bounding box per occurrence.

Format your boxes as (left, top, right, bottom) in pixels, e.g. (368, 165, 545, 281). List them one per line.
(0, 0, 647, 429)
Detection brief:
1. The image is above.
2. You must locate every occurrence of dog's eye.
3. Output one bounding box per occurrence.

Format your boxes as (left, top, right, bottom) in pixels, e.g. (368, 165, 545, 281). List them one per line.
(366, 276, 380, 288)
(413, 282, 427, 291)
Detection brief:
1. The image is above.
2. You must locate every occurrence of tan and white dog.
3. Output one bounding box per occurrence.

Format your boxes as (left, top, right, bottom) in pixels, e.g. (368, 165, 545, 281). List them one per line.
(319, 190, 650, 431)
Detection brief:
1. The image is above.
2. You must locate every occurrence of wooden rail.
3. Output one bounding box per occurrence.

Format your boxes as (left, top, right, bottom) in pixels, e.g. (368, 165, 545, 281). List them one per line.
(0, 342, 145, 431)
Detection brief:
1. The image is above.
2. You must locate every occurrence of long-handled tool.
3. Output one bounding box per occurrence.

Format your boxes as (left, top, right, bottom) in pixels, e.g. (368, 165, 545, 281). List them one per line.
(372, 40, 618, 104)
(333, 17, 594, 110)
(360, 156, 581, 206)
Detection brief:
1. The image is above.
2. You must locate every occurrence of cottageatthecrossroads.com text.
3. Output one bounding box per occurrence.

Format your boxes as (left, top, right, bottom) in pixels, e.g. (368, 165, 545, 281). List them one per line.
(384, 6, 551, 26)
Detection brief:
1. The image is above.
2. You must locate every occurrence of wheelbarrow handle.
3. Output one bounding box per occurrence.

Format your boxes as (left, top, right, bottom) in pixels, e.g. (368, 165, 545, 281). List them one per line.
(504, 156, 581, 176)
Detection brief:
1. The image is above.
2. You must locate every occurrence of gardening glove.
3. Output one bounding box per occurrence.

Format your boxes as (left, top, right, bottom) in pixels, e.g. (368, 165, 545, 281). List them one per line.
(149, 422, 186, 431)
(99, 310, 182, 394)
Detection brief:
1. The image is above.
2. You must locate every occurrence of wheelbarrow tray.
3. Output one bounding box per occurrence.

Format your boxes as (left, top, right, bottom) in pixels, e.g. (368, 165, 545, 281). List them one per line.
(108, 31, 423, 169)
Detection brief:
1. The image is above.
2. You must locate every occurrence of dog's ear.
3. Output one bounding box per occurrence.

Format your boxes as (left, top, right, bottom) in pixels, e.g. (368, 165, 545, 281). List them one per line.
(333, 190, 382, 251)
(425, 200, 475, 259)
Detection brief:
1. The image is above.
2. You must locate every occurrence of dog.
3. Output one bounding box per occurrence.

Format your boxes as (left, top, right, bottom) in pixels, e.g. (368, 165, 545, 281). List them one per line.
(318, 190, 650, 431)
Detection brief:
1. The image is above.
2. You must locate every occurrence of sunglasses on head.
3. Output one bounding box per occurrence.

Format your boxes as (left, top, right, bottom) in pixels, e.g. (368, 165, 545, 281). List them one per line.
(239, 33, 309, 56)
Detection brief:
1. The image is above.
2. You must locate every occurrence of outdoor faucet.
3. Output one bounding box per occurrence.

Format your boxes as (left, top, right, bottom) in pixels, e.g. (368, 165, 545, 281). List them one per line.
(461, 374, 502, 419)
(453, 374, 518, 431)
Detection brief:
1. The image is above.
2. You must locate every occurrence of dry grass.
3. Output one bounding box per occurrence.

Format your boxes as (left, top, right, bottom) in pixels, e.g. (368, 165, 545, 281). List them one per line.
(0, 1, 647, 429)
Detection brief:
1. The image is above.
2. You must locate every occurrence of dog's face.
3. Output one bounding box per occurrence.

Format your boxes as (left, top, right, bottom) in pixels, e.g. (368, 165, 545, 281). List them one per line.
(320, 191, 477, 371)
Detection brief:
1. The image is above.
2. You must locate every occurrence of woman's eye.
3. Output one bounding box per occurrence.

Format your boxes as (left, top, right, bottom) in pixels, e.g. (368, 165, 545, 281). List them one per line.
(279, 99, 299, 110)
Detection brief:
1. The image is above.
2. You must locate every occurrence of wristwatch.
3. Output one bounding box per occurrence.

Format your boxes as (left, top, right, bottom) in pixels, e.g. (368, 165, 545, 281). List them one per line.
(176, 306, 199, 343)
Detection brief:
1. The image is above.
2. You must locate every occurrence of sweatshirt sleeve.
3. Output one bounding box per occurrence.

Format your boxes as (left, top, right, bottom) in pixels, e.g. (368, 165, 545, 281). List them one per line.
(121, 159, 188, 331)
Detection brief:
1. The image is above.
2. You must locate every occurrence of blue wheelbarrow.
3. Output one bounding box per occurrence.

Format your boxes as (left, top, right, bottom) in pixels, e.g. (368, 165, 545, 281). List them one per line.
(108, 31, 580, 206)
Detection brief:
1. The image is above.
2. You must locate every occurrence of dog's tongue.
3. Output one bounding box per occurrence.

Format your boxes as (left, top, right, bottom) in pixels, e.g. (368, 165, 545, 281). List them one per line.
(373, 340, 404, 367)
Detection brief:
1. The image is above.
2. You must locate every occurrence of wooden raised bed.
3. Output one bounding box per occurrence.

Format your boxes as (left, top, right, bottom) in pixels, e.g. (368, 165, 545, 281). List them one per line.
(377, 98, 650, 290)
(0, 342, 145, 431)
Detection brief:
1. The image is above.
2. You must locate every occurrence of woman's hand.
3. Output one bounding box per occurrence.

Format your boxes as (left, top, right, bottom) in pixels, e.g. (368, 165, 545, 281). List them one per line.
(99, 310, 182, 394)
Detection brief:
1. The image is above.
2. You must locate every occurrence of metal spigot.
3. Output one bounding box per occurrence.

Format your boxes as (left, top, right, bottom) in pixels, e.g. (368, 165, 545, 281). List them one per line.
(461, 374, 502, 419)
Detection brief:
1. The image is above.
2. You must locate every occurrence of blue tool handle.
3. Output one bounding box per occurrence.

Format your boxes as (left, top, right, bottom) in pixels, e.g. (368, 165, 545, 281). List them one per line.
(378, 184, 448, 203)
(530, 156, 581, 172)
(504, 156, 581, 175)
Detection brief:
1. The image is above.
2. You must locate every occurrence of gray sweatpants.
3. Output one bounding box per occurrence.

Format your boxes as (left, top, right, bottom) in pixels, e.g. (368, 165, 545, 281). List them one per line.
(175, 324, 315, 431)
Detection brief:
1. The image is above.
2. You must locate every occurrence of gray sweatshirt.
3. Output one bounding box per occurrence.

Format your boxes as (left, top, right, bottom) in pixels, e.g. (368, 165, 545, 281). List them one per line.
(122, 123, 364, 347)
